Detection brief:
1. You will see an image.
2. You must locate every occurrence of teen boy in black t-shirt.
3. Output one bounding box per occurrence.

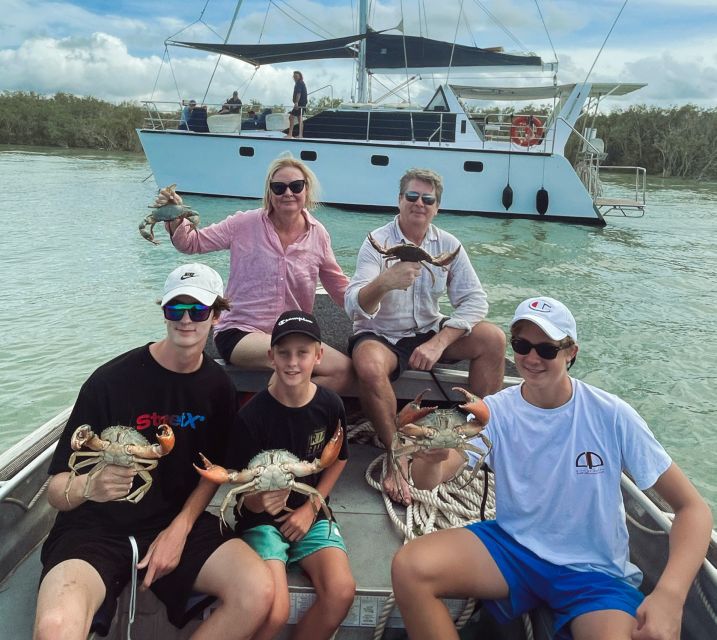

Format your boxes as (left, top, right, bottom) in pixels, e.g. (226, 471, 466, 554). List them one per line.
(34, 263, 273, 640)
(228, 310, 355, 640)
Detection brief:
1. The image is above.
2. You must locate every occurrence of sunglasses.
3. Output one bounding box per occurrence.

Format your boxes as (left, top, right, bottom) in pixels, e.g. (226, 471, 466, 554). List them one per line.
(510, 337, 568, 360)
(163, 303, 213, 322)
(269, 179, 306, 195)
(403, 191, 437, 205)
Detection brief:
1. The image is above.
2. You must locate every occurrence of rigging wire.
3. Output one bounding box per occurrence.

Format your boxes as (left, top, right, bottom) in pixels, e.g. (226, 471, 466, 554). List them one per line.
(445, 0, 466, 85)
(469, 0, 528, 52)
(583, 0, 629, 85)
(398, 0, 412, 106)
(533, 0, 558, 65)
(271, 0, 336, 40)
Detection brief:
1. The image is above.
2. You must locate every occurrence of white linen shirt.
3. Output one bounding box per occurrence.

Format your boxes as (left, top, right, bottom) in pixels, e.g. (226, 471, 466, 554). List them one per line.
(344, 216, 489, 342)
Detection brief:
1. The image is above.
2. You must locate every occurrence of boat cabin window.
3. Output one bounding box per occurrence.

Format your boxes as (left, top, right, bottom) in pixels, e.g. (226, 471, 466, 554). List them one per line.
(371, 155, 389, 166)
(464, 161, 484, 173)
(300, 150, 317, 161)
(239, 146, 254, 157)
(424, 87, 450, 113)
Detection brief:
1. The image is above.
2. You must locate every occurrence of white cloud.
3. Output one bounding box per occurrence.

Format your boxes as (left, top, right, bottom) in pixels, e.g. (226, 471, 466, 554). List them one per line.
(0, 0, 715, 109)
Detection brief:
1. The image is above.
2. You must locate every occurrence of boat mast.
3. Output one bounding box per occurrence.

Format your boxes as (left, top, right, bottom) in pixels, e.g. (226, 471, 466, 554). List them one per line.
(356, 0, 368, 102)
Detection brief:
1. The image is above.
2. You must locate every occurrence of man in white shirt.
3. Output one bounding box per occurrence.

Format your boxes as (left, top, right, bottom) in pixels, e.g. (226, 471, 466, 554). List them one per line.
(344, 168, 505, 503)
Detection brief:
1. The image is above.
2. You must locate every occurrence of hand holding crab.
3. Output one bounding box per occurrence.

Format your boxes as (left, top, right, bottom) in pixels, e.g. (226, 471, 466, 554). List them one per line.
(64, 424, 175, 505)
(391, 387, 492, 490)
(139, 184, 200, 244)
(194, 423, 344, 530)
(368, 232, 461, 286)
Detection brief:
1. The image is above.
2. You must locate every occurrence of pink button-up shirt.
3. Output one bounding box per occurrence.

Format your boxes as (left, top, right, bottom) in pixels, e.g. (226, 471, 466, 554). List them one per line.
(171, 208, 348, 334)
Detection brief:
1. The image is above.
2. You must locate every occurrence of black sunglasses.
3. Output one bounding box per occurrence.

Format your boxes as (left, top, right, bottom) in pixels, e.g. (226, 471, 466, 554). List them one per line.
(403, 191, 436, 205)
(163, 303, 213, 322)
(510, 337, 568, 360)
(269, 179, 306, 195)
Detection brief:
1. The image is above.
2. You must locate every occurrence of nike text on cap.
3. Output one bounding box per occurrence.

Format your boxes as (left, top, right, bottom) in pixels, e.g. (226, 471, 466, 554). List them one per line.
(510, 296, 578, 342)
(271, 310, 322, 346)
(161, 263, 224, 307)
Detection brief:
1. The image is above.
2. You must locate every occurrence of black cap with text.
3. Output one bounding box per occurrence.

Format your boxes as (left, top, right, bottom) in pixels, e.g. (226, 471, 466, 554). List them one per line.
(270, 310, 322, 346)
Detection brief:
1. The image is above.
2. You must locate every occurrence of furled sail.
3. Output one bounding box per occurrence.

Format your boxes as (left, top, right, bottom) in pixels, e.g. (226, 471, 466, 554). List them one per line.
(365, 32, 542, 73)
(171, 34, 365, 67)
(172, 30, 542, 71)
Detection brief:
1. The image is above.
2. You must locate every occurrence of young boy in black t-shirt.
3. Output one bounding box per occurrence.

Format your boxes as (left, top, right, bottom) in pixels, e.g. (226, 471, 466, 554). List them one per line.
(229, 310, 355, 640)
(34, 263, 273, 639)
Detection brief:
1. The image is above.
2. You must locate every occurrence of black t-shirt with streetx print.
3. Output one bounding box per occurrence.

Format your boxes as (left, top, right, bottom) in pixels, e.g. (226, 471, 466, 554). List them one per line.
(228, 386, 348, 533)
(46, 344, 236, 538)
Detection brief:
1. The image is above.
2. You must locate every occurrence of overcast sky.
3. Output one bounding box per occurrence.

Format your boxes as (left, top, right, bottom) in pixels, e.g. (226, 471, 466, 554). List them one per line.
(1, 0, 716, 110)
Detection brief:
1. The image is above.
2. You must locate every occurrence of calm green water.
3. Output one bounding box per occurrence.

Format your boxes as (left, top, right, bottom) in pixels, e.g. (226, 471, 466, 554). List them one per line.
(3, 145, 716, 511)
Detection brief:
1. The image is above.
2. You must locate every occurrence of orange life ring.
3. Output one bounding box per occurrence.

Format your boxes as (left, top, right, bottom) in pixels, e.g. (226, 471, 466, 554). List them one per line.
(510, 115, 544, 147)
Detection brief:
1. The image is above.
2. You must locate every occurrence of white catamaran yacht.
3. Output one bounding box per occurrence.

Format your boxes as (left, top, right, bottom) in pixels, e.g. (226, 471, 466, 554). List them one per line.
(137, 0, 647, 226)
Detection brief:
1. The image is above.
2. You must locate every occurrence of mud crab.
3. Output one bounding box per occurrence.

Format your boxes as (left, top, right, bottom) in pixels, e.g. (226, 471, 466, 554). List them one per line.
(367, 232, 461, 285)
(139, 184, 200, 245)
(392, 387, 492, 488)
(195, 423, 344, 529)
(65, 424, 175, 504)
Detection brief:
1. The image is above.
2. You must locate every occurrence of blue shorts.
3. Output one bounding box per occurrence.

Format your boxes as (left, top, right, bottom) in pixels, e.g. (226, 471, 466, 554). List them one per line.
(466, 521, 643, 639)
(242, 520, 347, 567)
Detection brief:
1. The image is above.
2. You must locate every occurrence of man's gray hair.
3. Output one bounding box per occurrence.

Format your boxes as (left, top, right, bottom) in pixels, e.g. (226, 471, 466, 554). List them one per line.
(399, 168, 444, 204)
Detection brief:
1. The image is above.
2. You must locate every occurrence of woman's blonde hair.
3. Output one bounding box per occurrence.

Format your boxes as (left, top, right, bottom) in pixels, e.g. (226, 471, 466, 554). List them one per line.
(263, 154, 320, 213)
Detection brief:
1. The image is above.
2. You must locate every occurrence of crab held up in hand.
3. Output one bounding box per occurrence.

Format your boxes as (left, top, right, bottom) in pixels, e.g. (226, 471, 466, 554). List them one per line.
(139, 184, 200, 244)
(194, 423, 344, 530)
(65, 424, 175, 504)
(392, 387, 492, 488)
(367, 233, 461, 286)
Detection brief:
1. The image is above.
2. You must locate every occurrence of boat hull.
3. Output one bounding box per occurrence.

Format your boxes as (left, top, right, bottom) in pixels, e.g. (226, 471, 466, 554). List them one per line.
(137, 129, 605, 225)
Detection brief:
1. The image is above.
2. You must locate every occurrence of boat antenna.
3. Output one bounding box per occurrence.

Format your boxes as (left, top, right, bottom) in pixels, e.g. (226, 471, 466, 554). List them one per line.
(398, 0, 412, 105)
(583, 0, 629, 84)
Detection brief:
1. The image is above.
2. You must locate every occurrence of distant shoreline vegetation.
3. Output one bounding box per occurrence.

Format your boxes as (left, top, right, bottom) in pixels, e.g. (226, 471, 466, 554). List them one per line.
(1, 92, 715, 180)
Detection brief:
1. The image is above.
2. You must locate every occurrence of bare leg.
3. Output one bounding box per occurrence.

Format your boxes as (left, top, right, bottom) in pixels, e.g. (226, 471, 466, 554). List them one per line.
(34, 559, 106, 640)
(230, 333, 354, 394)
(297, 112, 304, 139)
(250, 561, 289, 640)
(287, 114, 295, 138)
(392, 528, 509, 640)
(351, 339, 411, 504)
(443, 321, 506, 397)
(191, 538, 274, 640)
(292, 548, 355, 640)
(570, 609, 636, 640)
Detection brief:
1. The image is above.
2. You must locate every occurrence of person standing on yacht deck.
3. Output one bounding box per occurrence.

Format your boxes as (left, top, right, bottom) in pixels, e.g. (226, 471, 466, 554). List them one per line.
(33, 263, 274, 640)
(160, 155, 354, 395)
(344, 167, 505, 504)
(288, 70, 307, 138)
(392, 296, 713, 640)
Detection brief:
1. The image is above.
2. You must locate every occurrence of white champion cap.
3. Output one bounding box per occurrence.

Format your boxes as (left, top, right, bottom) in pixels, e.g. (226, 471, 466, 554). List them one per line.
(510, 296, 578, 342)
(160, 263, 224, 307)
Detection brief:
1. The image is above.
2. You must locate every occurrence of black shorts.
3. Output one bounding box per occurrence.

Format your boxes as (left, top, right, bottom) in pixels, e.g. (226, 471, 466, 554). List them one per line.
(213, 328, 252, 362)
(290, 106, 305, 117)
(348, 331, 440, 381)
(40, 511, 231, 633)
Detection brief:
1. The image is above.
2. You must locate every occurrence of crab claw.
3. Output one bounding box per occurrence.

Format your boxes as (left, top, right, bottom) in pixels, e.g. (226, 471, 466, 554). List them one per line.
(367, 232, 387, 255)
(156, 424, 175, 455)
(70, 425, 95, 450)
(452, 387, 490, 427)
(193, 453, 232, 484)
(396, 389, 437, 427)
(431, 245, 461, 266)
(318, 422, 344, 469)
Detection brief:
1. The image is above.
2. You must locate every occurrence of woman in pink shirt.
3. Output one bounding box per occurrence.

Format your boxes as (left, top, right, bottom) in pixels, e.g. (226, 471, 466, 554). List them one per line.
(159, 156, 354, 393)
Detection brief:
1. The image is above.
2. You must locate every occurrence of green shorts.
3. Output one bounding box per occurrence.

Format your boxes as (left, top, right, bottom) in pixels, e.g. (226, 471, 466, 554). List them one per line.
(242, 520, 347, 566)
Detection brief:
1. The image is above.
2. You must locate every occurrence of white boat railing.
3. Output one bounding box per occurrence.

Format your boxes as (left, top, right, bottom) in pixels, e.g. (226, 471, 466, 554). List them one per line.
(621, 474, 717, 586)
